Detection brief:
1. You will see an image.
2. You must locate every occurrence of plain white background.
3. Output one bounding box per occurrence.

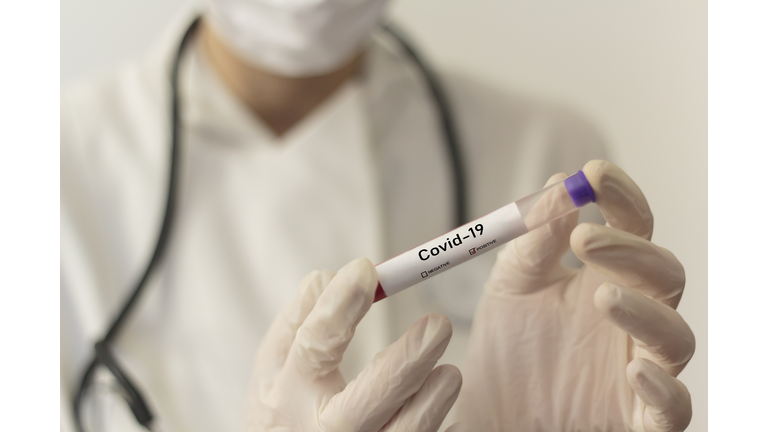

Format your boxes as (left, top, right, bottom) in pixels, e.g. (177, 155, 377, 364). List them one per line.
(59, 0, 708, 429)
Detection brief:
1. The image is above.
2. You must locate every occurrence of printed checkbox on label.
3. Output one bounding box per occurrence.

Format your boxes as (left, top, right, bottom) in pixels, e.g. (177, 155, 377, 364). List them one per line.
(421, 271, 428, 278)
(468, 248, 476, 255)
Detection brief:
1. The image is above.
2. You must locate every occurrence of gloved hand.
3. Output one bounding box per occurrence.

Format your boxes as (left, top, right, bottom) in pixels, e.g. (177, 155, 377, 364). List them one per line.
(244, 258, 463, 432)
(456, 161, 694, 432)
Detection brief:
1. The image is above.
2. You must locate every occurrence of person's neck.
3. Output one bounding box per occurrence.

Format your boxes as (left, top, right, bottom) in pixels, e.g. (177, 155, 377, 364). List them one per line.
(199, 20, 364, 137)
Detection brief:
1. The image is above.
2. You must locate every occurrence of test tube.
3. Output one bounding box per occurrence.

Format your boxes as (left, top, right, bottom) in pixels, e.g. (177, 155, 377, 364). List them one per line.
(374, 170, 596, 302)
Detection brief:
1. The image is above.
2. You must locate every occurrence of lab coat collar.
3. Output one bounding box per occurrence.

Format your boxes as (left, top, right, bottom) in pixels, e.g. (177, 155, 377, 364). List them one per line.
(143, 10, 420, 152)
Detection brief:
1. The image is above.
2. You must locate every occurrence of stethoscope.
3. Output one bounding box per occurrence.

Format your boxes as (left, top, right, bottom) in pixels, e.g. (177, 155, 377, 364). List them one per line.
(73, 15, 467, 432)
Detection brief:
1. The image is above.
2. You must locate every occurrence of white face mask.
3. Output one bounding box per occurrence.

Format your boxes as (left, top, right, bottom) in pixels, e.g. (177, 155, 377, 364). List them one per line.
(205, 0, 390, 77)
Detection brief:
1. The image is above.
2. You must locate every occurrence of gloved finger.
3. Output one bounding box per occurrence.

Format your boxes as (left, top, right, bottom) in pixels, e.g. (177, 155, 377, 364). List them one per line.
(486, 173, 579, 296)
(594, 283, 695, 377)
(443, 422, 471, 432)
(582, 160, 654, 240)
(626, 358, 692, 432)
(379, 364, 462, 432)
(572, 223, 685, 306)
(254, 269, 335, 378)
(284, 257, 377, 378)
(321, 314, 453, 432)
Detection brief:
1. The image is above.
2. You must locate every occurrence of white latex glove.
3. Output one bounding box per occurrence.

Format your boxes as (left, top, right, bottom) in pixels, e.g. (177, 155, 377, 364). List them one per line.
(457, 161, 694, 432)
(245, 258, 463, 432)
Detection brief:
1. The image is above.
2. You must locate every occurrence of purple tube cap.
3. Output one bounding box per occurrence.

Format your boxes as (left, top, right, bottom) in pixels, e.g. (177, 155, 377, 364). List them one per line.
(564, 170, 596, 207)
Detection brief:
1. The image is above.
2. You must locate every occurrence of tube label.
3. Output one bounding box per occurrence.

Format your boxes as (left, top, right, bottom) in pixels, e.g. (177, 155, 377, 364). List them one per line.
(375, 202, 528, 297)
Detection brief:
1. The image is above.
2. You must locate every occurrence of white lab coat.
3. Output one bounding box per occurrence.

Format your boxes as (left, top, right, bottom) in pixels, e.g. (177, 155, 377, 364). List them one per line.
(61, 13, 606, 432)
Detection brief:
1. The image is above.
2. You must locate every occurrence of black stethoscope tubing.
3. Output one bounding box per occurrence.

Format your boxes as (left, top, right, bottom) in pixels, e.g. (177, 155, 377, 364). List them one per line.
(73, 16, 467, 432)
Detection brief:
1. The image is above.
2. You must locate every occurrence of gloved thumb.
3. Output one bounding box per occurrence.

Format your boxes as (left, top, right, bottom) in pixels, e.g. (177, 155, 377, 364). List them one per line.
(485, 173, 579, 296)
(444, 422, 471, 432)
(284, 258, 378, 378)
(254, 269, 335, 378)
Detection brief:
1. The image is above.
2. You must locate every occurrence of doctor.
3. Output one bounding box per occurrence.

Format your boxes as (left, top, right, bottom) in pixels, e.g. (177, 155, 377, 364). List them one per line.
(61, 0, 695, 431)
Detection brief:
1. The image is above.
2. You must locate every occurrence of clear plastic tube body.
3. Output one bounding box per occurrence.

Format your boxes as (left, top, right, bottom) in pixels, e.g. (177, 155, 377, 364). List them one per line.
(373, 171, 595, 302)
